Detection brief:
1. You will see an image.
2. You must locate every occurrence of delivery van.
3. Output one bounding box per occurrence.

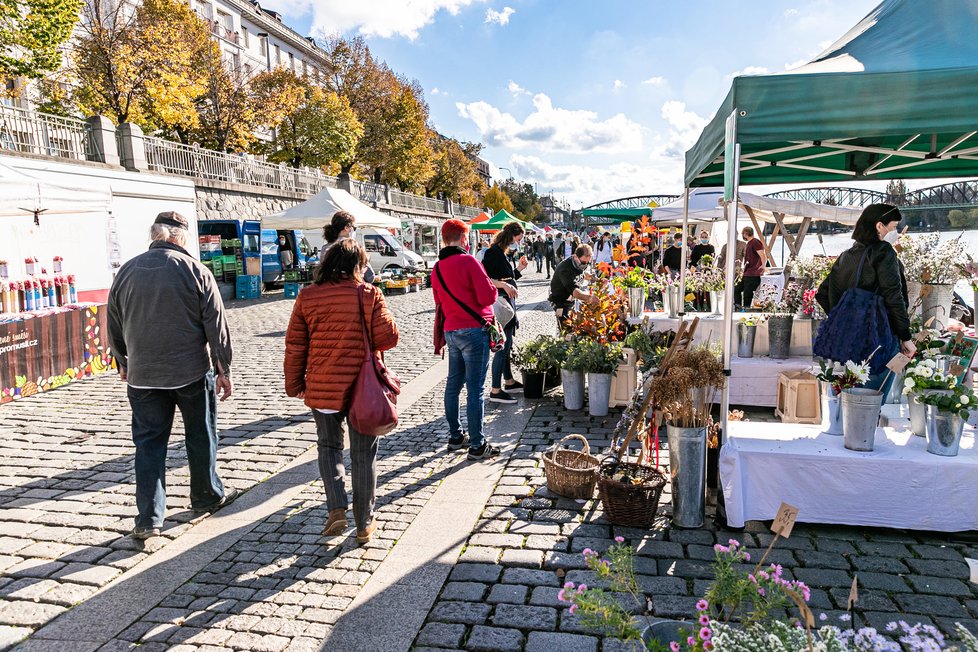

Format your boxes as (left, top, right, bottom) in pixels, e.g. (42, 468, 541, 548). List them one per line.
(304, 226, 426, 274)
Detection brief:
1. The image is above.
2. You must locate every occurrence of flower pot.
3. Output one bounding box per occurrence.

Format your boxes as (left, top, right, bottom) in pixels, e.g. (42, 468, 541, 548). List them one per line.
(666, 423, 707, 528)
(522, 370, 547, 399)
(767, 315, 794, 359)
(664, 286, 681, 318)
(587, 372, 612, 417)
(545, 368, 562, 389)
(709, 290, 723, 316)
(909, 389, 952, 436)
(819, 381, 843, 435)
(907, 280, 923, 317)
(627, 286, 646, 319)
(885, 369, 905, 404)
(736, 323, 756, 358)
(921, 283, 954, 331)
(925, 405, 966, 456)
(561, 368, 585, 410)
(642, 621, 687, 648)
(842, 388, 882, 452)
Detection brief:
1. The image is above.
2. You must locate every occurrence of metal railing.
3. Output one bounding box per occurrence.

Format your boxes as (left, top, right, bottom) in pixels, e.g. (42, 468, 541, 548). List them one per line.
(349, 179, 386, 204)
(143, 136, 337, 194)
(456, 205, 484, 219)
(0, 104, 91, 161)
(389, 188, 446, 214)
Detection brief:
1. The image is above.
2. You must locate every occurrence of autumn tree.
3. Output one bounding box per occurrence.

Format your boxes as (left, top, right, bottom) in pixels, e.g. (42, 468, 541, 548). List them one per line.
(364, 75, 433, 191)
(484, 182, 515, 214)
(68, 0, 212, 132)
(262, 70, 363, 169)
(0, 0, 82, 89)
(501, 179, 542, 221)
(425, 134, 486, 205)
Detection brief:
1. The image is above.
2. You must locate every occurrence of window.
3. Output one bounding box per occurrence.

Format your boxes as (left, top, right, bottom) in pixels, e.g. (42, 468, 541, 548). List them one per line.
(274, 44, 281, 64)
(193, 0, 209, 18)
(288, 52, 294, 70)
(216, 9, 232, 30)
(302, 60, 308, 77)
(244, 63, 253, 78)
(363, 235, 383, 253)
(259, 35, 267, 56)
(241, 27, 249, 48)
(231, 52, 240, 71)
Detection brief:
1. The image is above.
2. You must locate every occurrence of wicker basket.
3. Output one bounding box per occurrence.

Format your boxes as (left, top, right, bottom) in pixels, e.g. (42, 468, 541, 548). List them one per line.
(542, 435, 600, 499)
(597, 461, 667, 528)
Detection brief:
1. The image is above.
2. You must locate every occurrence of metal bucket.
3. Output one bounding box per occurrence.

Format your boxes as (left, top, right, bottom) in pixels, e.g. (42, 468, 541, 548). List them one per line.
(842, 388, 882, 452)
(587, 372, 612, 417)
(627, 286, 646, 319)
(666, 424, 707, 528)
(664, 286, 681, 318)
(737, 324, 756, 358)
(909, 389, 953, 436)
(561, 368, 585, 411)
(925, 405, 966, 456)
(767, 315, 794, 359)
(921, 283, 954, 331)
(819, 381, 843, 435)
(710, 290, 723, 316)
(885, 369, 906, 404)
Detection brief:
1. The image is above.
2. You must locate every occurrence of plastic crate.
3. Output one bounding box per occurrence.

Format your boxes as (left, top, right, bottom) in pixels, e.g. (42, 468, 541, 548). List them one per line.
(284, 269, 300, 282)
(211, 259, 224, 277)
(235, 275, 261, 300)
(284, 282, 300, 298)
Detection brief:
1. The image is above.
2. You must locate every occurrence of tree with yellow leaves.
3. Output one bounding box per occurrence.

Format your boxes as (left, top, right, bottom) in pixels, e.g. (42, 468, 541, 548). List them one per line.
(484, 183, 515, 214)
(425, 135, 487, 205)
(0, 0, 82, 89)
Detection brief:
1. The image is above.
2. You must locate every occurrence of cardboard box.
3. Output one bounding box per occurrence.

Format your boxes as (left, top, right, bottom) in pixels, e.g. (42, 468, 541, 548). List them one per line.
(245, 257, 261, 277)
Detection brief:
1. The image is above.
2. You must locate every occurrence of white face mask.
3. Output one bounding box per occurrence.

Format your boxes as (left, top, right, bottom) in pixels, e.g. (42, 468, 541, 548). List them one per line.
(883, 229, 899, 245)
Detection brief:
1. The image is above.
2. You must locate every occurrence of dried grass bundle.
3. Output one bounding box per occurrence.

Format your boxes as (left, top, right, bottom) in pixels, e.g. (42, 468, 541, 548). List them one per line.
(649, 345, 725, 428)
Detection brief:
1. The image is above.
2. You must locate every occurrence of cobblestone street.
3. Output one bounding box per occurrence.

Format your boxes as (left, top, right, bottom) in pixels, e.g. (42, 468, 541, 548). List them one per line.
(2, 270, 978, 651)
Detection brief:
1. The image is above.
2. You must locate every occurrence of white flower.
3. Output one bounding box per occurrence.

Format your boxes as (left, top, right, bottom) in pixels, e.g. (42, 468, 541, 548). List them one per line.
(920, 358, 936, 368)
(962, 395, 971, 405)
(919, 367, 933, 378)
(903, 378, 915, 388)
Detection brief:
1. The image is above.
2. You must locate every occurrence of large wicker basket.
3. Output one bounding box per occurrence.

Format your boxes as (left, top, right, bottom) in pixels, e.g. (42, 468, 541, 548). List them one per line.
(542, 435, 600, 499)
(597, 461, 667, 528)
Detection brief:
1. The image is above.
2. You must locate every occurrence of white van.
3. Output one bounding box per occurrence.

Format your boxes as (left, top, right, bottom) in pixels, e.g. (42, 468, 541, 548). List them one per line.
(305, 226, 426, 274)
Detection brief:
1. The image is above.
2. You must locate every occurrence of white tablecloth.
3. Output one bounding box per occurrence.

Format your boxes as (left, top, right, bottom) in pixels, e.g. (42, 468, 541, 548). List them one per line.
(729, 356, 815, 408)
(628, 312, 814, 357)
(720, 417, 978, 532)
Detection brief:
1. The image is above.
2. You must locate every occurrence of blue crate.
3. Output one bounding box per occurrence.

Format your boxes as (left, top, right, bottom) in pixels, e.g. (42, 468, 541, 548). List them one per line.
(235, 275, 261, 300)
(284, 282, 300, 299)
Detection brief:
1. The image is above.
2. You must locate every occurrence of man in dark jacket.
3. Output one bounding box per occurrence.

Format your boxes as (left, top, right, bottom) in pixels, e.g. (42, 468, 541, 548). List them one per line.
(543, 234, 556, 279)
(107, 212, 236, 540)
(549, 244, 598, 329)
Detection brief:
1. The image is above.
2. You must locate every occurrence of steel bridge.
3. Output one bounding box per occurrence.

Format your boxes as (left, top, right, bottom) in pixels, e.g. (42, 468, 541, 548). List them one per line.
(582, 194, 681, 211)
(764, 187, 887, 207)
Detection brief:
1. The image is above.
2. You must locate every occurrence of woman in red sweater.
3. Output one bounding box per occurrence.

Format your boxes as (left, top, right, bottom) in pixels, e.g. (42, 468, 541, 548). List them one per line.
(432, 220, 501, 460)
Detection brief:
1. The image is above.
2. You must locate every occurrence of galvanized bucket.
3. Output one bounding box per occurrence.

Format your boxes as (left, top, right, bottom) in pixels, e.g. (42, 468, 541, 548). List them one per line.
(561, 368, 585, 411)
(842, 388, 882, 452)
(665, 286, 681, 318)
(909, 389, 953, 437)
(819, 381, 843, 435)
(885, 369, 905, 404)
(627, 286, 646, 319)
(767, 315, 794, 359)
(925, 405, 966, 457)
(587, 372, 612, 417)
(710, 290, 723, 316)
(666, 423, 707, 528)
(737, 323, 756, 358)
(921, 283, 954, 331)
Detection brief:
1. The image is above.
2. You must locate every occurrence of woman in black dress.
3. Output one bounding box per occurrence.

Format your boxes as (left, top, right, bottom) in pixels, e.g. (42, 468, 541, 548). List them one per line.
(482, 222, 528, 403)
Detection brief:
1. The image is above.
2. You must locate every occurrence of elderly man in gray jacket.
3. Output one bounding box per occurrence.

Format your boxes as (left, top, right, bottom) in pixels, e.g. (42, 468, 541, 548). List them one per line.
(108, 211, 237, 539)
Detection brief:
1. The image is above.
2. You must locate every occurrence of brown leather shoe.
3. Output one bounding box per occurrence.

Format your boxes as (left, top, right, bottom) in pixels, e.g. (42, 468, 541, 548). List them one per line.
(323, 509, 347, 536)
(356, 519, 377, 544)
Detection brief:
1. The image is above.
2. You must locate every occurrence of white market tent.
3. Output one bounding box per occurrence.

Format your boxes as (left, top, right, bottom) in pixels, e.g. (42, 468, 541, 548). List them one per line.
(263, 186, 400, 231)
(0, 162, 111, 218)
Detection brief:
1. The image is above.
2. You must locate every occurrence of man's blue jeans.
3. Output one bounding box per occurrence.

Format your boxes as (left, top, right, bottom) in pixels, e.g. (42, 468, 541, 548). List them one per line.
(445, 327, 490, 450)
(127, 371, 225, 528)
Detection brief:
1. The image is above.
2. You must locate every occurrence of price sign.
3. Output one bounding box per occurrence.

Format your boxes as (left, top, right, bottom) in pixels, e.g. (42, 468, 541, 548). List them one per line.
(847, 575, 858, 610)
(771, 502, 800, 538)
(950, 364, 966, 377)
(886, 353, 911, 374)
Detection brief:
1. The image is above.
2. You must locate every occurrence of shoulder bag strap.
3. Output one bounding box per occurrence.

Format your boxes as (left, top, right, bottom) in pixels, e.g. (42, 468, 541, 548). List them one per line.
(434, 263, 489, 325)
(357, 284, 374, 361)
(851, 246, 872, 290)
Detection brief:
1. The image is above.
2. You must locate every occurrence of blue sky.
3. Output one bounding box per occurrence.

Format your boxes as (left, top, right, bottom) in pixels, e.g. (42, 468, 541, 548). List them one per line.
(259, 0, 882, 206)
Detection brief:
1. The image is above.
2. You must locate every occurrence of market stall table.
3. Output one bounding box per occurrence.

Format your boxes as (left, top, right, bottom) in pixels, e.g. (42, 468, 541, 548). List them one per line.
(628, 312, 815, 357)
(728, 356, 813, 408)
(720, 415, 978, 532)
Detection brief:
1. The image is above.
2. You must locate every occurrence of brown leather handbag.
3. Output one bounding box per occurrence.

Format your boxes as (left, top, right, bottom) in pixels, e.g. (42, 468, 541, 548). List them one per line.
(348, 285, 401, 436)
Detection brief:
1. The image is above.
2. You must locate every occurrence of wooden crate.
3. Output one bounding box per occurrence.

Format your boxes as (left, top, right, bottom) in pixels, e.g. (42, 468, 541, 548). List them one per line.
(775, 371, 821, 424)
(608, 348, 638, 408)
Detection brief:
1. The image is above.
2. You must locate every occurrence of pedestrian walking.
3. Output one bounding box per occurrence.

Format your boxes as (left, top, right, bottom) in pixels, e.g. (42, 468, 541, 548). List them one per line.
(544, 234, 556, 279)
(549, 244, 598, 329)
(432, 219, 501, 460)
(322, 210, 375, 283)
(481, 222, 528, 403)
(284, 239, 399, 544)
(740, 226, 766, 308)
(553, 233, 565, 263)
(533, 236, 546, 273)
(107, 212, 236, 540)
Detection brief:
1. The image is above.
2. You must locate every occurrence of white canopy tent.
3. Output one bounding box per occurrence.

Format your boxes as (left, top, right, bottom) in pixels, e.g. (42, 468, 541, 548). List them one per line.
(0, 163, 111, 219)
(264, 186, 400, 230)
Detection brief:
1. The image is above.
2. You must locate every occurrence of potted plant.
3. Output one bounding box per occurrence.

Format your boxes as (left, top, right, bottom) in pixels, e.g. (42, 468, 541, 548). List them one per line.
(649, 346, 725, 528)
(690, 259, 725, 315)
(513, 335, 559, 399)
(918, 384, 976, 457)
(623, 328, 673, 374)
(577, 338, 622, 417)
(613, 266, 650, 319)
(736, 314, 765, 358)
(903, 357, 957, 436)
(559, 340, 587, 411)
(755, 282, 802, 359)
(837, 356, 879, 452)
(898, 233, 968, 328)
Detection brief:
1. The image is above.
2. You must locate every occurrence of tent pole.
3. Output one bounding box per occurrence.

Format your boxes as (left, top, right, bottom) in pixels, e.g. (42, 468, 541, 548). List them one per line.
(678, 188, 690, 318)
(721, 152, 741, 448)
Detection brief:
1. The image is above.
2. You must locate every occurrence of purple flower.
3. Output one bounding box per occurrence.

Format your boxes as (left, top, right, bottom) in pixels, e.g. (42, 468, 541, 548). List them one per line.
(581, 548, 593, 557)
(577, 583, 588, 594)
(699, 614, 710, 626)
(569, 604, 578, 615)
(699, 627, 712, 641)
(820, 613, 828, 622)
(614, 535, 624, 543)
(669, 643, 680, 652)
(557, 589, 567, 602)
(687, 636, 695, 646)
(743, 552, 751, 561)
(757, 587, 766, 597)
(696, 599, 708, 612)
(840, 613, 852, 622)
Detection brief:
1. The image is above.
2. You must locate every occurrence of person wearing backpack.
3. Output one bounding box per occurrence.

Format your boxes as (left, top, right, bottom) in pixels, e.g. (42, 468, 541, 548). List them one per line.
(432, 219, 501, 460)
(814, 204, 916, 398)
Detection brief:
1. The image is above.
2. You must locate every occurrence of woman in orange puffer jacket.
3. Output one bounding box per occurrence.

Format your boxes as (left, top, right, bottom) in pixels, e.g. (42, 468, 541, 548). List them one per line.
(284, 239, 399, 544)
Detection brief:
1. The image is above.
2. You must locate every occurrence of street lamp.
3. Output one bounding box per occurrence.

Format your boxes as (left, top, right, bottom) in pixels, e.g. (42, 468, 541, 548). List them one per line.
(498, 166, 512, 180)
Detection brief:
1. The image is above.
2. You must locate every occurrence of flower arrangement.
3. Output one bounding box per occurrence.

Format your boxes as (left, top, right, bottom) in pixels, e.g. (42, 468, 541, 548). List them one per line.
(648, 346, 725, 428)
(957, 256, 978, 291)
(739, 314, 766, 327)
(917, 383, 976, 420)
(613, 265, 651, 289)
(898, 233, 969, 285)
(800, 288, 824, 318)
(623, 328, 673, 373)
(903, 358, 957, 395)
(753, 282, 803, 315)
(687, 265, 724, 294)
(811, 357, 871, 394)
(788, 254, 835, 286)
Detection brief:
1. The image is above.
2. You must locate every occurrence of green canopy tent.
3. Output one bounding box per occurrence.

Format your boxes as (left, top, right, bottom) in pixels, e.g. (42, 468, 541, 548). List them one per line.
(680, 0, 978, 440)
(471, 209, 525, 231)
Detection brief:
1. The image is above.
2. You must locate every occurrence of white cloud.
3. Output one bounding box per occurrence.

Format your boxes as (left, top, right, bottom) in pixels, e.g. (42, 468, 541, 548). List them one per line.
(430, 87, 449, 96)
(641, 76, 665, 86)
(507, 80, 530, 97)
(485, 6, 515, 25)
(456, 93, 644, 154)
(267, 0, 489, 40)
(658, 100, 708, 158)
(725, 65, 770, 81)
(613, 79, 626, 91)
(784, 8, 800, 18)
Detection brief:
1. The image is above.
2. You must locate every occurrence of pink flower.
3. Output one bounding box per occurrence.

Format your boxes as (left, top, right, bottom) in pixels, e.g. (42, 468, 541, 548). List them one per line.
(757, 587, 766, 597)
(569, 604, 578, 615)
(564, 581, 575, 589)
(695, 599, 709, 612)
(687, 636, 695, 646)
(699, 627, 712, 641)
(743, 552, 751, 562)
(614, 535, 624, 543)
(699, 614, 710, 626)
(577, 584, 588, 594)
(670, 643, 680, 652)
(704, 642, 714, 651)
(713, 544, 729, 553)
(582, 548, 593, 557)
(557, 589, 567, 602)
(728, 538, 739, 547)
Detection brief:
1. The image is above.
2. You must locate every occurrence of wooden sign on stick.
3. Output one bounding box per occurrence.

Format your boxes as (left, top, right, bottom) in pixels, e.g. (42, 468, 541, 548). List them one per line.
(771, 502, 800, 538)
(886, 353, 912, 374)
(847, 575, 859, 610)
